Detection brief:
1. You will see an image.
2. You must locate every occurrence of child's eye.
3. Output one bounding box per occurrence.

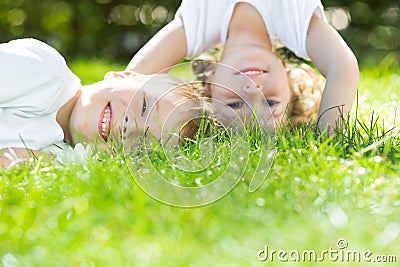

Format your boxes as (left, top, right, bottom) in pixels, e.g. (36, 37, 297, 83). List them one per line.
(266, 100, 278, 106)
(141, 97, 147, 116)
(227, 102, 244, 109)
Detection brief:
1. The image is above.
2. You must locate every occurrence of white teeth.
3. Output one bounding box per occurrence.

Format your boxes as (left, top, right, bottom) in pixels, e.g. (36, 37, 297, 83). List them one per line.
(100, 103, 112, 140)
(243, 70, 264, 75)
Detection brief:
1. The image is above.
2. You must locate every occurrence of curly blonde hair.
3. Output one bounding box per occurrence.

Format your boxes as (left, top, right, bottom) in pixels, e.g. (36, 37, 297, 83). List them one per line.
(191, 47, 324, 126)
(286, 63, 323, 125)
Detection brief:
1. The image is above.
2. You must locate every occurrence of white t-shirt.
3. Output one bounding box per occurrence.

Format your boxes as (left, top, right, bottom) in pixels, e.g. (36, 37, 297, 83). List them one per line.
(0, 38, 81, 152)
(176, 0, 327, 59)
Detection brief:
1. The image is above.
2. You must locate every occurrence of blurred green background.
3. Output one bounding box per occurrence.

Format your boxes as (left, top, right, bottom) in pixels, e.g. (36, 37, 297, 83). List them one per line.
(0, 0, 398, 65)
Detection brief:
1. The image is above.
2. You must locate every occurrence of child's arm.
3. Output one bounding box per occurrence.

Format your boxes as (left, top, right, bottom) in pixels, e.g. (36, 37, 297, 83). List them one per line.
(126, 18, 187, 74)
(306, 15, 359, 132)
(0, 148, 45, 168)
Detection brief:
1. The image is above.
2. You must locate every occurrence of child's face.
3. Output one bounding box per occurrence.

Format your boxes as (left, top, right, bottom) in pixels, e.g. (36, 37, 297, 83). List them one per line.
(209, 47, 292, 128)
(69, 73, 188, 146)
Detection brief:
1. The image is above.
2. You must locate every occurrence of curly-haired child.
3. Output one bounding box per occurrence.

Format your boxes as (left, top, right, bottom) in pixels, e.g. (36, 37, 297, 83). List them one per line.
(126, 0, 359, 132)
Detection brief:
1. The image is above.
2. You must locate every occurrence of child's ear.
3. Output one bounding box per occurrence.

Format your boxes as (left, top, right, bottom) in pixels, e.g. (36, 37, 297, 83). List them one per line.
(104, 71, 136, 80)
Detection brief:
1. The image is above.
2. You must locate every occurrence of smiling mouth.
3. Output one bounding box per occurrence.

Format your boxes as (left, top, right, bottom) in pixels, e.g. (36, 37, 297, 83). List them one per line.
(99, 102, 112, 141)
(236, 68, 268, 76)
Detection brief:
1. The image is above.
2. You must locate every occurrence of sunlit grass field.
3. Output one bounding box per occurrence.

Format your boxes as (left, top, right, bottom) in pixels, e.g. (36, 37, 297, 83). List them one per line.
(0, 56, 399, 267)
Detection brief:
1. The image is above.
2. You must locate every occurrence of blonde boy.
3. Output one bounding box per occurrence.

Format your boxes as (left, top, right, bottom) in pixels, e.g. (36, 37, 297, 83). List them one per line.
(0, 38, 209, 167)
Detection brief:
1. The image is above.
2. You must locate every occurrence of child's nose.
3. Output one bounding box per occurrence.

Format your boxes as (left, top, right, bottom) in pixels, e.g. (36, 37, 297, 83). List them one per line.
(243, 84, 265, 102)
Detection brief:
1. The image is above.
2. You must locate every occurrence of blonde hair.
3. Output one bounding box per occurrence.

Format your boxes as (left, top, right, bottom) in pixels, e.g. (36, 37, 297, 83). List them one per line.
(176, 85, 214, 140)
(159, 74, 215, 140)
(286, 63, 323, 125)
(191, 48, 324, 126)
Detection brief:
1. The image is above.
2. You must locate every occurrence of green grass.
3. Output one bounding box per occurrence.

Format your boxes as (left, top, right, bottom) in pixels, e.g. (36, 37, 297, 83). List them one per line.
(1, 56, 399, 267)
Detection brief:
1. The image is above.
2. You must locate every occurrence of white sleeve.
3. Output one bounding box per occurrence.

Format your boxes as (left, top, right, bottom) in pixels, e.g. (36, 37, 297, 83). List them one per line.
(269, 0, 327, 59)
(0, 38, 81, 150)
(175, 0, 225, 58)
(0, 38, 80, 116)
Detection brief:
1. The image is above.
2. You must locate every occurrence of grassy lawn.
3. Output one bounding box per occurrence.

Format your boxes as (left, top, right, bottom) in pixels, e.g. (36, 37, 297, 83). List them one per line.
(0, 56, 399, 267)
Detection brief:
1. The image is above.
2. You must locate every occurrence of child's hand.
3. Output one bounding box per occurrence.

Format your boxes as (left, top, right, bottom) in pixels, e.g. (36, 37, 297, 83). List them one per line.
(104, 71, 137, 80)
(0, 148, 47, 168)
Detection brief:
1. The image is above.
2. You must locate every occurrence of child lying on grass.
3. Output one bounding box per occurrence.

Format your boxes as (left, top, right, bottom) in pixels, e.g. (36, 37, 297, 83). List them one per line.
(125, 0, 359, 132)
(0, 38, 210, 167)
